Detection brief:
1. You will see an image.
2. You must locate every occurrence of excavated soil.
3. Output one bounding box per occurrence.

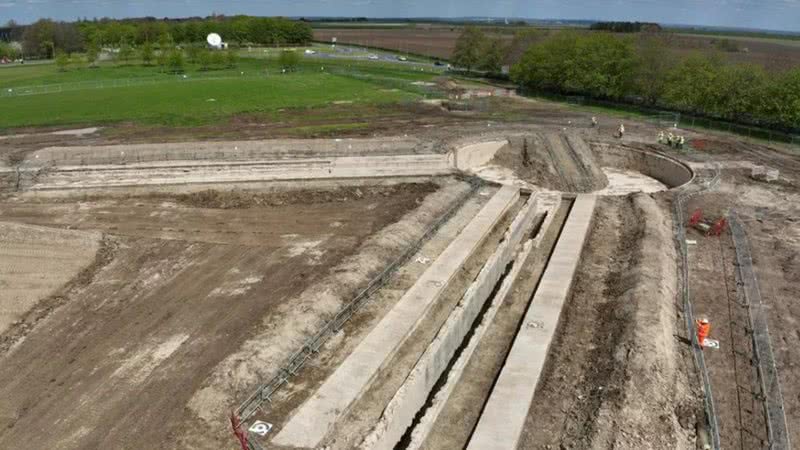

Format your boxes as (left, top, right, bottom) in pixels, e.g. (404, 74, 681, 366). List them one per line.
(687, 175, 800, 447)
(490, 132, 608, 192)
(519, 194, 702, 449)
(0, 183, 441, 450)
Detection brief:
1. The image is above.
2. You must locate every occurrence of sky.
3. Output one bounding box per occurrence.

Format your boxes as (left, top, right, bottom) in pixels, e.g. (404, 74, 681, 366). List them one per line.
(2, 0, 800, 32)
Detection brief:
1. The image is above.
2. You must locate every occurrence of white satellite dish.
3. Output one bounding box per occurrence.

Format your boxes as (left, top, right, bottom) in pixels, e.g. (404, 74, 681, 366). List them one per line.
(207, 33, 222, 48)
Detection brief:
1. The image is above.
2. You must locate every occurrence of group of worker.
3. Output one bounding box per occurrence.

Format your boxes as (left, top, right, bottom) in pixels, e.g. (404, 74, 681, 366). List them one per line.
(589, 116, 627, 139)
(658, 131, 685, 149)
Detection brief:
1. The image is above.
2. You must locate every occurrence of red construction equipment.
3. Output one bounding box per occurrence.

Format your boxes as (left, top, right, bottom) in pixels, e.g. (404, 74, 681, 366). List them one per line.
(687, 209, 728, 236)
(688, 209, 703, 227)
(230, 412, 249, 450)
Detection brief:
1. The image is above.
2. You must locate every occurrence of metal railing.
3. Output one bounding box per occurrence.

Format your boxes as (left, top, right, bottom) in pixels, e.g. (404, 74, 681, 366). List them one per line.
(234, 177, 483, 429)
(672, 163, 722, 450)
(728, 211, 791, 450)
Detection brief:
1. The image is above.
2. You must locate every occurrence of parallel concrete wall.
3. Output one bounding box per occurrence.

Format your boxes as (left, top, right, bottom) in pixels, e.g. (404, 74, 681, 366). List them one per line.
(466, 194, 597, 450)
(273, 186, 520, 449)
(451, 141, 508, 171)
(25, 137, 423, 167)
(592, 143, 693, 188)
(359, 194, 539, 450)
(25, 155, 453, 191)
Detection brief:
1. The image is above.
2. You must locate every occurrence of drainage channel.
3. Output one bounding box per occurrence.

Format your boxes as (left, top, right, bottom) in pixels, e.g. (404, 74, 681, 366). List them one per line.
(396, 196, 575, 450)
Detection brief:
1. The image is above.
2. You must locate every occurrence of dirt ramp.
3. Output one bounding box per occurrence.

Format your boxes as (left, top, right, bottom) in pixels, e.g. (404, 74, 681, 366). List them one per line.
(490, 132, 607, 192)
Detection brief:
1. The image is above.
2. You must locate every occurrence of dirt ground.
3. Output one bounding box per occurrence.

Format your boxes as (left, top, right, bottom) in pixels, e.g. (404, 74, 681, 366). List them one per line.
(520, 194, 701, 449)
(2, 79, 799, 450)
(0, 222, 100, 334)
(684, 172, 800, 448)
(0, 183, 436, 450)
(490, 132, 608, 192)
(686, 194, 770, 450)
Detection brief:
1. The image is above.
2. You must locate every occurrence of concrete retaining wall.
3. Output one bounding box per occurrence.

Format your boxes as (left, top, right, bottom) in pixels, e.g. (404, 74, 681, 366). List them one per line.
(25, 137, 422, 167)
(25, 155, 453, 191)
(451, 141, 508, 171)
(592, 143, 693, 188)
(273, 186, 520, 449)
(359, 194, 539, 450)
(466, 194, 597, 450)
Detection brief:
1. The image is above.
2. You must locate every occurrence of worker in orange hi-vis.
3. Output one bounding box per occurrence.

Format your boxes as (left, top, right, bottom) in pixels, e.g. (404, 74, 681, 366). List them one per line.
(696, 318, 711, 348)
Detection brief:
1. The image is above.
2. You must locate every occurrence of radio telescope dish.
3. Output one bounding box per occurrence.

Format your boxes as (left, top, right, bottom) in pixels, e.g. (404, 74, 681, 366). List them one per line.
(207, 33, 222, 47)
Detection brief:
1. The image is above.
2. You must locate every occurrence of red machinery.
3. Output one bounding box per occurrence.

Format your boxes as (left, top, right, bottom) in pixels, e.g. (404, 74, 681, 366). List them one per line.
(688, 209, 727, 236)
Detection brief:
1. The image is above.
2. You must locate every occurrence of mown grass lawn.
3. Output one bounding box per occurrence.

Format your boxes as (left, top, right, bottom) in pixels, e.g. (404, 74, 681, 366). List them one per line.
(0, 57, 439, 129)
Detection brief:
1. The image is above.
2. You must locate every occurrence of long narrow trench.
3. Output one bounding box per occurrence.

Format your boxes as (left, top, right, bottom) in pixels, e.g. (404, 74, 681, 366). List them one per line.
(396, 197, 575, 450)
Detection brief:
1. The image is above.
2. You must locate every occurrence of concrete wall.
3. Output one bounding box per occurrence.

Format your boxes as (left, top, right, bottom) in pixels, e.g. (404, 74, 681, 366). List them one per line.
(592, 143, 693, 188)
(273, 186, 520, 449)
(25, 137, 423, 167)
(451, 141, 508, 171)
(466, 194, 597, 450)
(24, 155, 453, 191)
(359, 194, 539, 450)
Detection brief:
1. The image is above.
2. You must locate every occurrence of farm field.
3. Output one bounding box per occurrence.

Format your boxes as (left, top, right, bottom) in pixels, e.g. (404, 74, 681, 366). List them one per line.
(314, 28, 468, 60)
(313, 26, 800, 71)
(0, 57, 440, 129)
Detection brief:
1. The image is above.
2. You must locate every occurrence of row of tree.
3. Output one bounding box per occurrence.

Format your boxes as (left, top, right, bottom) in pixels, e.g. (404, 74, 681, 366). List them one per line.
(589, 21, 662, 33)
(0, 41, 20, 59)
(56, 43, 239, 73)
(14, 16, 313, 58)
(451, 28, 799, 131)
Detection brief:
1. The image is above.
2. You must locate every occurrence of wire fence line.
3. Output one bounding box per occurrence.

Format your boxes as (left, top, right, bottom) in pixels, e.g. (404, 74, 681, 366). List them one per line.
(728, 211, 791, 450)
(233, 177, 483, 445)
(544, 93, 800, 148)
(673, 163, 722, 450)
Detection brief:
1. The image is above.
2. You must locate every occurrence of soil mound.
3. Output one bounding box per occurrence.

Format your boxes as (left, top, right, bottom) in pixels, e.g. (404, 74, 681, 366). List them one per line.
(490, 132, 607, 192)
(173, 183, 437, 209)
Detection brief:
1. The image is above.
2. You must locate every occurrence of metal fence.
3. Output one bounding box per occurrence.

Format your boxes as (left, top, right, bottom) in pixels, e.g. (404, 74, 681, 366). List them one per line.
(728, 212, 791, 450)
(234, 177, 483, 443)
(672, 164, 722, 450)
(539, 92, 800, 148)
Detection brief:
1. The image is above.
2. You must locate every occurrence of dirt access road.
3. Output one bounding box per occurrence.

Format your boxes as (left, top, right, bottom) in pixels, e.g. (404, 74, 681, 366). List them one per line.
(0, 184, 434, 449)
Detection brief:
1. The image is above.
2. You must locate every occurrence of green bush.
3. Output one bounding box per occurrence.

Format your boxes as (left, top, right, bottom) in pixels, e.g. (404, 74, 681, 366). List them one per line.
(512, 31, 637, 99)
(278, 50, 300, 71)
(167, 49, 184, 73)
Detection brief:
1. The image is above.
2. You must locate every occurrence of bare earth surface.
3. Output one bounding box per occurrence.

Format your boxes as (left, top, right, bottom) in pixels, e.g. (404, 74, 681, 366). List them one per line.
(0, 222, 100, 334)
(520, 194, 701, 449)
(0, 183, 436, 449)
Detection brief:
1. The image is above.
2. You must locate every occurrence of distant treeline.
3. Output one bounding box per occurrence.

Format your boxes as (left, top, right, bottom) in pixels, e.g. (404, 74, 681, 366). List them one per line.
(5, 16, 312, 58)
(513, 31, 800, 131)
(590, 22, 662, 33)
(452, 27, 800, 132)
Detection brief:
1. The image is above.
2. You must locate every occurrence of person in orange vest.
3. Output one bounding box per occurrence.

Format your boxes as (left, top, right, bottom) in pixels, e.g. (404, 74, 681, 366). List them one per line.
(696, 318, 711, 348)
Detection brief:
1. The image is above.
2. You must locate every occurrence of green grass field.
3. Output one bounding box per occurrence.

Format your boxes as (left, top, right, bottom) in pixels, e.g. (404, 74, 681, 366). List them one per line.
(0, 57, 441, 129)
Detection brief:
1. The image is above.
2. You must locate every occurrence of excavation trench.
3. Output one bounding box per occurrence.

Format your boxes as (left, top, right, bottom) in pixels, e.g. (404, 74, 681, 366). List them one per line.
(392, 197, 574, 450)
(352, 193, 540, 450)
